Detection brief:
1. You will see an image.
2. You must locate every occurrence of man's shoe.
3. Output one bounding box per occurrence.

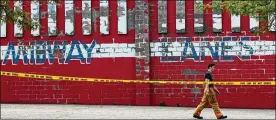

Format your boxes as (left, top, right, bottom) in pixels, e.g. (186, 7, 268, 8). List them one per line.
(193, 114, 203, 119)
(217, 115, 227, 119)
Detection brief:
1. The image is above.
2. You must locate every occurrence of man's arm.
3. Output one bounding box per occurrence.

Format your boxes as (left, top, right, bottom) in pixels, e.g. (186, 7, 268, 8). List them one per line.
(214, 86, 220, 94)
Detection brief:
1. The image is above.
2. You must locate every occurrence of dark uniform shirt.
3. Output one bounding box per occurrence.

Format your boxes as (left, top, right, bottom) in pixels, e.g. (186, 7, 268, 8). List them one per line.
(205, 71, 214, 87)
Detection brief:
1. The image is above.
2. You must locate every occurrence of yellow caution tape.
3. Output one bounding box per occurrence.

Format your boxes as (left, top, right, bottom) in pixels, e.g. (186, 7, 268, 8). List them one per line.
(0, 71, 275, 86)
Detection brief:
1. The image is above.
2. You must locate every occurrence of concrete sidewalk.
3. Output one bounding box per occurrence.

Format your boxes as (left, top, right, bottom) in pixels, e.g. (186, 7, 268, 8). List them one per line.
(1, 104, 275, 119)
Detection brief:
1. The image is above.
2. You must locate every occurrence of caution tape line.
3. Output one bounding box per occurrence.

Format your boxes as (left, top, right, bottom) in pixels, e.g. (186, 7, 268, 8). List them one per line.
(1, 71, 275, 86)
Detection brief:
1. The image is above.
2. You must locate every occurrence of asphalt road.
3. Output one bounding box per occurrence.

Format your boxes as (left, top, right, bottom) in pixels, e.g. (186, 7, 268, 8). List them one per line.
(1, 104, 275, 119)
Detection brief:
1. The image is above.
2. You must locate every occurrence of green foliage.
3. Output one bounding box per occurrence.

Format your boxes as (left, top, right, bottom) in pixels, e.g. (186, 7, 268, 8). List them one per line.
(0, 0, 59, 30)
(197, 0, 276, 34)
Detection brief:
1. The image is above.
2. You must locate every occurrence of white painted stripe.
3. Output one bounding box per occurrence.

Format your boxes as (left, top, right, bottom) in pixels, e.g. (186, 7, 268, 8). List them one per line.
(100, 0, 109, 35)
(0, 11, 6, 37)
(250, 16, 259, 32)
(48, 1, 57, 36)
(212, 0, 222, 32)
(176, 1, 185, 33)
(231, 15, 240, 32)
(268, 13, 276, 32)
(14, 0, 23, 37)
(82, 0, 92, 35)
(194, 0, 204, 32)
(158, 0, 167, 33)
(65, 0, 74, 35)
(118, 0, 127, 34)
(212, 12, 222, 32)
(31, 0, 40, 36)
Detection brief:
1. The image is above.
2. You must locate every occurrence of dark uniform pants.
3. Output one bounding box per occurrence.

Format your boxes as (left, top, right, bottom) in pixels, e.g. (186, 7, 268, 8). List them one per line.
(193, 88, 222, 118)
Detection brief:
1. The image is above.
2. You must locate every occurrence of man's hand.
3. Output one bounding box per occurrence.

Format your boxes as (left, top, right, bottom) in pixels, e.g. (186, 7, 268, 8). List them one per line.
(206, 89, 210, 95)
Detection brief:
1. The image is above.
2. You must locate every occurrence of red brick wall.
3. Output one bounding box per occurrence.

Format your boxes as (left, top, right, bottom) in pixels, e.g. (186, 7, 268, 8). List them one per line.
(1, 0, 137, 105)
(1, 0, 275, 109)
(147, 0, 275, 109)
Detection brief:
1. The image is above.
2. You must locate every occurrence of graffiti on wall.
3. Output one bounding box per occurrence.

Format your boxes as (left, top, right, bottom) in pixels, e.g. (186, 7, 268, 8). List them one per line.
(151, 36, 275, 62)
(1, 36, 275, 65)
(1, 40, 136, 65)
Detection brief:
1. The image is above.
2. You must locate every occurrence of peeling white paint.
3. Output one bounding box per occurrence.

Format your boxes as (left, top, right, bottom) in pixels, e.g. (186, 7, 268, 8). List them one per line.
(231, 15, 240, 32)
(82, 0, 92, 35)
(250, 16, 259, 32)
(0, 12, 6, 37)
(48, 1, 57, 36)
(100, 0, 109, 35)
(176, 1, 185, 33)
(118, 0, 127, 34)
(14, 0, 23, 37)
(31, 0, 40, 36)
(268, 13, 276, 32)
(0, 43, 136, 60)
(65, 0, 74, 35)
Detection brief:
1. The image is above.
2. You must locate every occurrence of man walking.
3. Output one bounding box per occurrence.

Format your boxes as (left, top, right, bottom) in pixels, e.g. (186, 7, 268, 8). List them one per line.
(193, 64, 227, 119)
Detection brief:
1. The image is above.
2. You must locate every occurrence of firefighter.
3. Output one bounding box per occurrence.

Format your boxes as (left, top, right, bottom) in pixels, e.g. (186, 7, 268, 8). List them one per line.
(193, 64, 228, 119)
